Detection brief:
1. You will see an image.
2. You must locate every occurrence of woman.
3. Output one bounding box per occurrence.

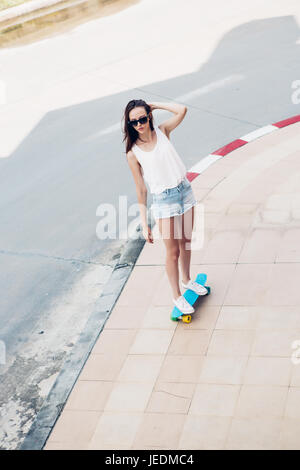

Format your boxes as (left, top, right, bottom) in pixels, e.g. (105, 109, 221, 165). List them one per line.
(123, 99, 207, 315)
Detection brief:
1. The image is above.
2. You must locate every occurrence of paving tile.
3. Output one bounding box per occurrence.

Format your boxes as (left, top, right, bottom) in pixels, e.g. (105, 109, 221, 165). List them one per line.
(88, 412, 143, 450)
(238, 181, 272, 204)
(129, 329, 174, 355)
(224, 264, 300, 306)
(122, 265, 164, 288)
(290, 363, 300, 386)
(116, 355, 164, 383)
(189, 235, 211, 265)
(223, 264, 272, 306)
(201, 230, 245, 264)
(214, 144, 292, 209)
(202, 175, 247, 209)
(198, 356, 248, 385)
(78, 353, 126, 381)
(202, 212, 224, 230)
(193, 187, 211, 202)
(64, 381, 114, 411)
(146, 382, 195, 414)
(265, 193, 293, 211)
(188, 238, 208, 264)
(251, 330, 300, 357)
(259, 209, 290, 225)
(284, 387, 300, 419)
(136, 238, 166, 265)
(93, 329, 137, 354)
(104, 382, 154, 412)
(203, 198, 228, 214)
(141, 305, 177, 330)
(256, 306, 300, 330)
(132, 413, 186, 449)
(267, 264, 300, 306)
(117, 289, 156, 309)
(178, 415, 231, 449)
(189, 384, 240, 416)
(168, 329, 212, 355)
(227, 203, 259, 214)
(243, 357, 292, 386)
(158, 355, 204, 383)
(46, 410, 101, 444)
(151, 273, 181, 306)
(225, 417, 282, 450)
(105, 306, 148, 329)
(215, 306, 259, 330)
(207, 330, 254, 356)
(276, 229, 300, 262)
(279, 418, 300, 449)
(192, 170, 226, 190)
(238, 229, 282, 263)
(117, 266, 164, 307)
(179, 305, 220, 330)
(291, 209, 300, 221)
(235, 385, 288, 418)
(215, 213, 253, 231)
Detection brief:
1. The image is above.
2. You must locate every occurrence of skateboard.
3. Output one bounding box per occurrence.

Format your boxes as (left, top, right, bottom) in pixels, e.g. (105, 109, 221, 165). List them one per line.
(171, 273, 211, 323)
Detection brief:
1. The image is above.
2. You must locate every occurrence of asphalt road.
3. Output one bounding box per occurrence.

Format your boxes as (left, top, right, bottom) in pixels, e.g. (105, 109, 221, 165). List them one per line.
(0, 0, 299, 449)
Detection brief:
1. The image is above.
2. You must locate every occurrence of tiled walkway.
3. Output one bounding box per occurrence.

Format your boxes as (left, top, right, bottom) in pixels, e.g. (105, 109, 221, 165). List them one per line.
(45, 122, 300, 450)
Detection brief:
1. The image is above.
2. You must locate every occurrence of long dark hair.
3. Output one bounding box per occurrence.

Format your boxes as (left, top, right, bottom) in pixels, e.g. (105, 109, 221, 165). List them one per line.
(122, 99, 154, 154)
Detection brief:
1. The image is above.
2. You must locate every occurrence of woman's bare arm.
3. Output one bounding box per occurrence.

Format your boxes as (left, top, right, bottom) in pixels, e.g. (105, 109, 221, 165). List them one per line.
(126, 150, 148, 230)
(149, 101, 187, 138)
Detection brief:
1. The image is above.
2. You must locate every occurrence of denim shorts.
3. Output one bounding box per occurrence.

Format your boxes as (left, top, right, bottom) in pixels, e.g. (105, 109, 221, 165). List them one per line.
(151, 176, 197, 219)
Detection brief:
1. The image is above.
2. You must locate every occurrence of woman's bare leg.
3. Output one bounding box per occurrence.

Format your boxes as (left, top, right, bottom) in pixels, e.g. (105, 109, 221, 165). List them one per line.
(177, 206, 195, 284)
(157, 216, 182, 300)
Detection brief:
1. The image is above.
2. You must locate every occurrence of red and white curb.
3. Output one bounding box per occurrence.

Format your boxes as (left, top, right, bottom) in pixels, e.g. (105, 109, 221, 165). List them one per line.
(186, 114, 300, 182)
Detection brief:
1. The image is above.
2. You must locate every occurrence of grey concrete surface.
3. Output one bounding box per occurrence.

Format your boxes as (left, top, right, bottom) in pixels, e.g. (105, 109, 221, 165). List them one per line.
(0, 0, 299, 449)
(20, 231, 146, 450)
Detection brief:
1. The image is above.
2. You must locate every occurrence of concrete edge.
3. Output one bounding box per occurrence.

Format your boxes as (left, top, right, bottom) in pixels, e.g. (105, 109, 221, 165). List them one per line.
(19, 220, 152, 450)
(0, 0, 87, 31)
(186, 114, 300, 182)
(0, 0, 124, 36)
(0, 0, 68, 21)
(19, 112, 300, 450)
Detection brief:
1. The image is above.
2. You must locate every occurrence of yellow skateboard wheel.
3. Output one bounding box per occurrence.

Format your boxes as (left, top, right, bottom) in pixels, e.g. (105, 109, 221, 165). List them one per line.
(182, 315, 192, 323)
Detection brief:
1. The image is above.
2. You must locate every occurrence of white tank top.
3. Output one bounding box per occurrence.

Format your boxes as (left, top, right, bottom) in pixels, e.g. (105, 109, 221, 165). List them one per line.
(132, 125, 187, 195)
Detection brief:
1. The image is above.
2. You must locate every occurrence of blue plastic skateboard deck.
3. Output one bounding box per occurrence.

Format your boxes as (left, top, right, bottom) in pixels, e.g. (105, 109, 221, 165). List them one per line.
(171, 273, 211, 323)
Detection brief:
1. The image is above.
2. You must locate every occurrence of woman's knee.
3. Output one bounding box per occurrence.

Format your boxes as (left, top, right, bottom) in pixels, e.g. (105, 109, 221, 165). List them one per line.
(179, 237, 192, 251)
(166, 244, 180, 260)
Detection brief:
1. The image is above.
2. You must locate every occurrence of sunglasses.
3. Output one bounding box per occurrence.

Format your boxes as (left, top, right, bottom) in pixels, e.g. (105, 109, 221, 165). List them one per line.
(128, 115, 149, 127)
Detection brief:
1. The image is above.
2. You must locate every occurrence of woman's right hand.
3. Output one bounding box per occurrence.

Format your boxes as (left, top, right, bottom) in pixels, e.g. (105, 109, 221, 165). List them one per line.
(142, 225, 154, 243)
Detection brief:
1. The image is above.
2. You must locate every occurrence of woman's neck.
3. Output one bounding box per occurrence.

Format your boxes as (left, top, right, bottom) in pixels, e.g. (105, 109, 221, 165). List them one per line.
(137, 127, 154, 144)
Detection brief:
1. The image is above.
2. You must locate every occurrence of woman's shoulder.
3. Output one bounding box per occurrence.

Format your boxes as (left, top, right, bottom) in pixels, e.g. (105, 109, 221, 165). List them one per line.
(126, 148, 138, 161)
(129, 143, 142, 159)
(156, 124, 169, 139)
